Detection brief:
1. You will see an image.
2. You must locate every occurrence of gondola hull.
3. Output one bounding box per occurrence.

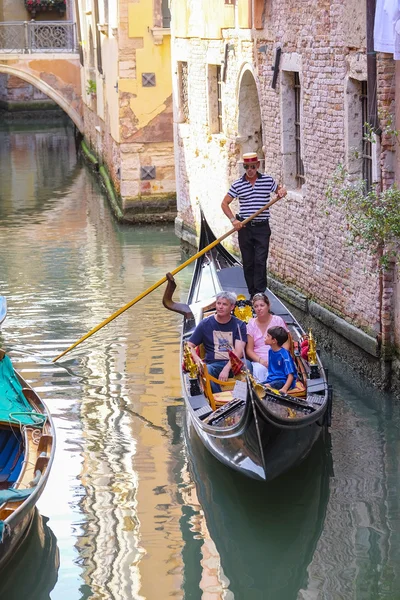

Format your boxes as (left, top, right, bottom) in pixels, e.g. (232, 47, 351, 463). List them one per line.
(0, 356, 55, 569)
(174, 213, 330, 481)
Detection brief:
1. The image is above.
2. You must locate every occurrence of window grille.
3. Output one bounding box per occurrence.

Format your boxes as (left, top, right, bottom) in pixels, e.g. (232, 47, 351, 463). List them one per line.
(217, 65, 223, 133)
(361, 81, 372, 190)
(180, 62, 189, 122)
(294, 72, 304, 187)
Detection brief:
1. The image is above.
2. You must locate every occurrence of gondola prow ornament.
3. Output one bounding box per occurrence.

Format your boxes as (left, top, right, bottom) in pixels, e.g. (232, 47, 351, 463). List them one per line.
(183, 342, 202, 395)
(307, 330, 320, 379)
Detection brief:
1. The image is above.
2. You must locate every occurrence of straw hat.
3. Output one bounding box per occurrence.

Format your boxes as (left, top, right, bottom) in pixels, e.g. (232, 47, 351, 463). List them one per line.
(242, 152, 259, 163)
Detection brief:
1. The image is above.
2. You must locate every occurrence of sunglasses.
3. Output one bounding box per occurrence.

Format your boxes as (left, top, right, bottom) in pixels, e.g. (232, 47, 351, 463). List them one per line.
(252, 293, 269, 303)
(243, 163, 258, 170)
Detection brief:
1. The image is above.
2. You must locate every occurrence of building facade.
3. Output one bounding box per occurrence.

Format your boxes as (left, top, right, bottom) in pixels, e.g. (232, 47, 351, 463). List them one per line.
(76, 0, 176, 221)
(171, 0, 400, 386)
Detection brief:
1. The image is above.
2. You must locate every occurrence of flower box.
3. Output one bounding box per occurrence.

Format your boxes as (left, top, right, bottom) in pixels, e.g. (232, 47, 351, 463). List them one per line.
(25, 0, 66, 17)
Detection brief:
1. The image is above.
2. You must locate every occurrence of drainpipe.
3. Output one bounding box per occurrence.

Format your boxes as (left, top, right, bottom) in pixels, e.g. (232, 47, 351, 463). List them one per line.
(367, 0, 393, 384)
(366, 0, 378, 129)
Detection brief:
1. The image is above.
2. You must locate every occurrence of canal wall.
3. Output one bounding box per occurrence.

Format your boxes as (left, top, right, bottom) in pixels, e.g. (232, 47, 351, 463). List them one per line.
(79, 137, 176, 224)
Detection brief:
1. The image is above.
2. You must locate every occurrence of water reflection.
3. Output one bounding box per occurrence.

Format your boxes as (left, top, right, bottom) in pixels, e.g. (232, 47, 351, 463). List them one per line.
(0, 509, 59, 600)
(183, 419, 331, 600)
(298, 356, 400, 600)
(0, 123, 79, 226)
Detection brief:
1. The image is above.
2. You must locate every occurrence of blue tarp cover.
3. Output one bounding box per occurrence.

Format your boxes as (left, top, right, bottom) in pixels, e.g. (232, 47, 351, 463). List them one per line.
(0, 487, 34, 504)
(0, 355, 45, 426)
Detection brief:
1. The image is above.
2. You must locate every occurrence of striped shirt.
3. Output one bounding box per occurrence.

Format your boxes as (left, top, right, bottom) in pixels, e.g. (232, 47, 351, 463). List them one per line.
(227, 172, 277, 221)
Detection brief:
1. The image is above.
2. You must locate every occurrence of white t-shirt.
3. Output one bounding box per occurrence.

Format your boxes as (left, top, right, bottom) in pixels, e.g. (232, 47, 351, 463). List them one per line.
(374, 0, 400, 59)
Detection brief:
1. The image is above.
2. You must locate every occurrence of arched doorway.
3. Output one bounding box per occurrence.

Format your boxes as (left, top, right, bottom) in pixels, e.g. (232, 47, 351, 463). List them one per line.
(237, 69, 262, 162)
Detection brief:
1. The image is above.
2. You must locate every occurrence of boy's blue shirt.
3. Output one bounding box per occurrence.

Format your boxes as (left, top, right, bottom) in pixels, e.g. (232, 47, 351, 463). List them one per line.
(266, 347, 297, 388)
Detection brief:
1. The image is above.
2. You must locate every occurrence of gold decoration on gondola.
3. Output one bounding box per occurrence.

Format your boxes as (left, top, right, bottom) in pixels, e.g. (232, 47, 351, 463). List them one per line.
(246, 373, 266, 400)
(183, 342, 198, 378)
(307, 329, 321, 379)
(287, 408, 297, 419)
(234, 294, 253, 323)
(307, 330, 317, 365)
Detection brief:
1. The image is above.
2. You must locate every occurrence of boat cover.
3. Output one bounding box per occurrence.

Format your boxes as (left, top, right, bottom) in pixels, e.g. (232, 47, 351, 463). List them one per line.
(0, 487, 34, 504)
(0, 356, 46, 426)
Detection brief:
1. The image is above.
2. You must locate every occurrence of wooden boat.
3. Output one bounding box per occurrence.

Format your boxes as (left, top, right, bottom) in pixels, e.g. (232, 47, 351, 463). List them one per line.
(0, 349, 55, 568)
(163, 213, 332, 481)
(0, 297, 6, 327)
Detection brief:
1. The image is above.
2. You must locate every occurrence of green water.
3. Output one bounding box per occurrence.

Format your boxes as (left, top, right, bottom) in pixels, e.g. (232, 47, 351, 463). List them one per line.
(0, 123, 399, 600)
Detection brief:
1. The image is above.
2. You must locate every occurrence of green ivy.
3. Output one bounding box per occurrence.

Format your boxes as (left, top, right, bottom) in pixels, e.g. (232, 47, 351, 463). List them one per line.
(326, 165, 400, 270)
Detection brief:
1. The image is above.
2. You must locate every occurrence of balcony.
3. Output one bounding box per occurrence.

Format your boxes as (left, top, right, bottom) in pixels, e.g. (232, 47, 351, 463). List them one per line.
(0, 21, 77, 54)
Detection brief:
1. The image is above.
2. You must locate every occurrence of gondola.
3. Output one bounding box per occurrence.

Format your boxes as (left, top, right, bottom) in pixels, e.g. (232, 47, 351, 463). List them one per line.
(0, 297, 6, 327)
(163, 212, 332, 481)
(0, 349, 55, 568)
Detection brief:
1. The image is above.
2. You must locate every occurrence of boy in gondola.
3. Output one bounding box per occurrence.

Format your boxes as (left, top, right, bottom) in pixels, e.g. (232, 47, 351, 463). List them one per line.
(263, 326, 297, 393)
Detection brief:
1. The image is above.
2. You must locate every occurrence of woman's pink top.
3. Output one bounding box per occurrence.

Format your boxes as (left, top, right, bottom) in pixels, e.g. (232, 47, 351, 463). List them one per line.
(246, 315, 288, 361)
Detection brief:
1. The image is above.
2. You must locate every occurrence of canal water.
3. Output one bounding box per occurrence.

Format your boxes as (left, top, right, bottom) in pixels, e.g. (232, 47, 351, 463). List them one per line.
(0, 123, 399, 600)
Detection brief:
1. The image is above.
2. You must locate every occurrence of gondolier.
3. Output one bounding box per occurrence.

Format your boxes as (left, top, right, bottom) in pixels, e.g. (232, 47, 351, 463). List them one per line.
(221, 152, 287, 298)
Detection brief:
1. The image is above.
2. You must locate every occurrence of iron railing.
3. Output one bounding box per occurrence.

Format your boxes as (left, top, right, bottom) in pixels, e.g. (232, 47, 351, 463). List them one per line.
(0, 21, 77, 53)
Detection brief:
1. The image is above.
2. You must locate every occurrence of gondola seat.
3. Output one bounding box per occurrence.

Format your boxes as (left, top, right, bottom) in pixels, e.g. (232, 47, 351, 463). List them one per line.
(200, 363, 236, 411)
(287, 381, 307, 397)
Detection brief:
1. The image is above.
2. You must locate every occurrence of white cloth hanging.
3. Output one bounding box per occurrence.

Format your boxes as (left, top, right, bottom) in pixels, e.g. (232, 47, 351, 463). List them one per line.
(374, 0, 400, 59)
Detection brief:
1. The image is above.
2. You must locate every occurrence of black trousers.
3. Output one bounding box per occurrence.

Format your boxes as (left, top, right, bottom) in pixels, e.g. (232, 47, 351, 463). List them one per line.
(238, 220, 271, 296)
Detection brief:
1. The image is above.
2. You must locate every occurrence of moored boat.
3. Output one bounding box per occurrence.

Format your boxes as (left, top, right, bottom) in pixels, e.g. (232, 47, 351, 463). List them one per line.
(0, 349, 55, 568)
(164, 212, 332, 481)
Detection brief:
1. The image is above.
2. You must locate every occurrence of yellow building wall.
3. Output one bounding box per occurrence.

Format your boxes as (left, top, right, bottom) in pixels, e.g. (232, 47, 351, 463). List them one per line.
(120, 0, 172, 130)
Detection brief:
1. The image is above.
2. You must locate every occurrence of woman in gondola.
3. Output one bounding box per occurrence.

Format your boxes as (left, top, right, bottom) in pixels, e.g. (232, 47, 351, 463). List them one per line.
(246, 292, 289, 382)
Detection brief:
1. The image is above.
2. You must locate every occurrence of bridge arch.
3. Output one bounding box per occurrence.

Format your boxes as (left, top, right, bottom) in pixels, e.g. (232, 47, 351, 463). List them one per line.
(0, 59, 83, 131)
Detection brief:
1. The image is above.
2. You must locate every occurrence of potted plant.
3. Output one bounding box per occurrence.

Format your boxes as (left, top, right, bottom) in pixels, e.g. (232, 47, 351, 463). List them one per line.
(86, 79, 97, 98)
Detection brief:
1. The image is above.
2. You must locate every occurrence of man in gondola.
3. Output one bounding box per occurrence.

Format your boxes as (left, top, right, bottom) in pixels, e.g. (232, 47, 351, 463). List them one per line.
(187, 291, 247, 392)
(221, 152, 287, 299)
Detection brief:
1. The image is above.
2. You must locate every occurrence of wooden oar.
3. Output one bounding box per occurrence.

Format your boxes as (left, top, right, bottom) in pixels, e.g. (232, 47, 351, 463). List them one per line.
(52, 196, 283, 362)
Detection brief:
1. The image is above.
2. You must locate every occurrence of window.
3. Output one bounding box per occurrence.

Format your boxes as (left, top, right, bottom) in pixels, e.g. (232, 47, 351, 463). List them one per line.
(294, 72, 304, 186)
(162, 0, 171, 28)
(361, 81, 372, 190)
(178, 62, 189, 123)
(207, 64, 223, 134)
(281, 70, 304, 190)
(346, 78, 377, 188)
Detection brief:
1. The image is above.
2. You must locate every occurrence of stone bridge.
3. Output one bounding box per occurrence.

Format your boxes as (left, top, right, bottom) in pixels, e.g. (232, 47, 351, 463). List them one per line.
(0, 21, 83, 130)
